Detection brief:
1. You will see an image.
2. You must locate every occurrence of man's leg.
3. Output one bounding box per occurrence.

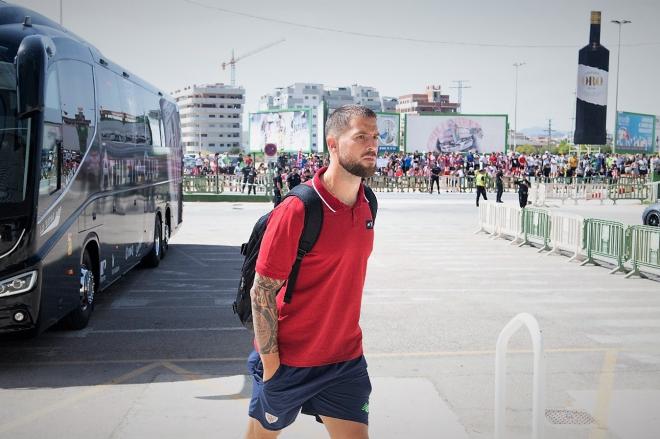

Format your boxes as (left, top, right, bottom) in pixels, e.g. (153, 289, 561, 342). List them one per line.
(482, 186, 488, 200)
(320, 416, 369, 439)
(476, 188, 481, 206)
(244, 418, 281, 439)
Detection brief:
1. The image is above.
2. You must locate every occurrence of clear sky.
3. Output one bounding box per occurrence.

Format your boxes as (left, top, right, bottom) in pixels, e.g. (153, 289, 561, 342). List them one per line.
(11, 0, 660, 133)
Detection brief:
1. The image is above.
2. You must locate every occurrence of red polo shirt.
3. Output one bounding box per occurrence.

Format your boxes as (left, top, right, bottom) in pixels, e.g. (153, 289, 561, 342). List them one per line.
(255, 167, 375, 367)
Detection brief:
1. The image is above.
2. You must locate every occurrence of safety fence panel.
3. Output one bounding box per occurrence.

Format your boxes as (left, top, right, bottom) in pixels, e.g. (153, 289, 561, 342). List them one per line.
(608, 183, 649, 204)
(183, 175, 272, 195)
(580, 219, 629, 274)
(547, 212, 584, 261)
(519, 208, 551, 252)
(570, 183, 609, 204)
(475, 202, 498, 235)
(493, 204, 523, 243)
(649, 181, 660, 202)
(625, 225, 660, 278)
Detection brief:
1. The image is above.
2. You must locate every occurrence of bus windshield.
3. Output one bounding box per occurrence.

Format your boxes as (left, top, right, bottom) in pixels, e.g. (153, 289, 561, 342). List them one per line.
(0, 61, 30, 205)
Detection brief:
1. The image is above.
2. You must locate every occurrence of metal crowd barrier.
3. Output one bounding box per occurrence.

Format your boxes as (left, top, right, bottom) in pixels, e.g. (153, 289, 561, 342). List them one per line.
(475, 202, 498, 235)
(519, 207, 552, 252)
(580, 219, 628, 274)
(492, 204, 523, 243)
(547, 212, 584, 262)
(625, 225, 660, 278)
(183, 174, 273, 196)
(476, 200, 659, 278)
(608, 183, 649, 204)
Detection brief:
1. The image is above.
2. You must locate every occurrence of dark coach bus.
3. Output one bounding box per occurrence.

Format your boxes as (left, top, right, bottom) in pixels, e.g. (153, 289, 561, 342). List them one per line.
(0, 1, 183, 335)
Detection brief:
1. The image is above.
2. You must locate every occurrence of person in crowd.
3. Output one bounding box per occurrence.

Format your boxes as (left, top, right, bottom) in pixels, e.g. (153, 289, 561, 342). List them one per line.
(272, 168, 283, 207)
(246, 166, 258, 195)
(429, 161, 441, 194)
(241, 164, 252, 193)
(286, 167, 301, 190)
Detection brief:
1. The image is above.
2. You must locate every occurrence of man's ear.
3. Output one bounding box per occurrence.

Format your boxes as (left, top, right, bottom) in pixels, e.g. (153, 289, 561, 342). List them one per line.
(326, 135, 337, 152)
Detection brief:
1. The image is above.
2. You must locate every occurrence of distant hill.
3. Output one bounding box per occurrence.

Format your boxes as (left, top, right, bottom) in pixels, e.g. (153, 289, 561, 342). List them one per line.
(520, 127, 568, 137)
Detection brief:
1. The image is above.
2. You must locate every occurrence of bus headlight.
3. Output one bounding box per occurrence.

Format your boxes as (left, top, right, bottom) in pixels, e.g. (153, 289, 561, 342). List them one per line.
(0, 271, 37, 297)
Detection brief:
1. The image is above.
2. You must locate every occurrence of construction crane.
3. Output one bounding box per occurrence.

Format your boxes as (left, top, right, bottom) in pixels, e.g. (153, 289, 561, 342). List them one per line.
(221, 38, 285, 86)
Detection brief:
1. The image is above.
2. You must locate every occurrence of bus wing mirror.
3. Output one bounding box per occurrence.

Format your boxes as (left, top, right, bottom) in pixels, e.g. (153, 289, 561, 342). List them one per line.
(16, 35, 53, 119)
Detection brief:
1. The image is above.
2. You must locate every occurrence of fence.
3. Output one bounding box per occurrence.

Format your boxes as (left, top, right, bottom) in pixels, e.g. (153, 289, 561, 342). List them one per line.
(477, 206, 660, 278)
(183, 174, 273, 196)
(493, 204, 523, 243)
(547, 213, 584, 262)
(519, 208, 551, 252)
(532, 182, 650, 206)
(625, 225, 660, 278)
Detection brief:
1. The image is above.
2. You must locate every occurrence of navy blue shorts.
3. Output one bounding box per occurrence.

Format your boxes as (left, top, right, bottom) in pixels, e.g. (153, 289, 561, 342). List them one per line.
(247, 351, 371, 431)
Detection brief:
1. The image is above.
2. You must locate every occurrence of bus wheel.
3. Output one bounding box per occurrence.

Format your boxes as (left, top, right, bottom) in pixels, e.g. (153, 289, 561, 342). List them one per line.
(141, 216, 161, 268)
(65, 249, 95, 330)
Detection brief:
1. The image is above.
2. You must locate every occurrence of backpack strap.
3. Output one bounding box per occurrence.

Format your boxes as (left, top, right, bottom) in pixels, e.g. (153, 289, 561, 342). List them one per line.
(282, 184, 323, 304)
(363, 184, 378, 223)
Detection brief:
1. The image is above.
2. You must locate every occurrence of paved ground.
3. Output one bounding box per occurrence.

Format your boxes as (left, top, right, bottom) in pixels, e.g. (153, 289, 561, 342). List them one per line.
(0, 191, 658, 439)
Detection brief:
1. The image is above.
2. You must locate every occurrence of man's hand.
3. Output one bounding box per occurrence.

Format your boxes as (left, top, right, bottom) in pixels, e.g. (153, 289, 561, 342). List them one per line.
(261, 353, 281, 382)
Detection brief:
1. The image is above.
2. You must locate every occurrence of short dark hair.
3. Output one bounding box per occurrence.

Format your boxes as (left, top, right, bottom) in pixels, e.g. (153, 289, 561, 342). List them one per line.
(325, 105, 377, 138)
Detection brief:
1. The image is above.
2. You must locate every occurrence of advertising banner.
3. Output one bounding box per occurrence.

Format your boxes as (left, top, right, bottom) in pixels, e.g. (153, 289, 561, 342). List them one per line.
(249, 110, 312, 153)
(376, 112, 400, 154)
(615, 111, 656, 154)
(405, 114, 508, 154)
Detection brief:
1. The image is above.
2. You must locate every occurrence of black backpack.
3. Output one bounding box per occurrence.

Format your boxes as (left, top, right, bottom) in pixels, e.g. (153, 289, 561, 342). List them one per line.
(232, 183, 378, 331)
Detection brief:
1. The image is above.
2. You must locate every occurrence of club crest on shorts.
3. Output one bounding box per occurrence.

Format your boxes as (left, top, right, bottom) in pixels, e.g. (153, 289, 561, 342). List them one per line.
(265, 412, 279, 424)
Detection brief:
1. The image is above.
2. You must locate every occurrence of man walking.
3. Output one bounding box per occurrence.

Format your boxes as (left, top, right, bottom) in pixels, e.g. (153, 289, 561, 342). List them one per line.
(475, 167, 488, 207)
(286, 167, 301, 190)
(245, 105, 377, 439)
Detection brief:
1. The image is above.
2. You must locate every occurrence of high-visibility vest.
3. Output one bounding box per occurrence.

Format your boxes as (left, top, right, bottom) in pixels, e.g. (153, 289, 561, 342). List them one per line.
(476, 173, 487, 187)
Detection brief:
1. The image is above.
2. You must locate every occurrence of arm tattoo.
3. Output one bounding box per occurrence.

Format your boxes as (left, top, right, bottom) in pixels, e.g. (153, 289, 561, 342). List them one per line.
(251, 273, 285, 354)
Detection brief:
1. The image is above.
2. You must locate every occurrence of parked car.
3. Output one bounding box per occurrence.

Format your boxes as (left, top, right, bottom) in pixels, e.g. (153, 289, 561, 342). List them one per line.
(642, 202, 660, 226)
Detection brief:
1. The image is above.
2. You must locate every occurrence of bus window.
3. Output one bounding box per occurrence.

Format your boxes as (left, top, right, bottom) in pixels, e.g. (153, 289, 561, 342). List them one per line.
(39, 67, 62, 203)
(96, 67, 124, 143)
(57, 60, 95, 187)
(120, 80, 139, 144)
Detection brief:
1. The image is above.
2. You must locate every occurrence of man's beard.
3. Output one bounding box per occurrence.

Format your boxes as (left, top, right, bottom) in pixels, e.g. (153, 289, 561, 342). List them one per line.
(338, 153, 376, 178)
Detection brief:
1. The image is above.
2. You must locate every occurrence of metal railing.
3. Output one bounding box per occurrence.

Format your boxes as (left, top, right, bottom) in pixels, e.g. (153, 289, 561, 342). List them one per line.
(625, 225, 660, 278)
(183, 174, 273, 196)
(519, 208, 552, 252)
(580, 219, 628, 274)
(547, 212, 584, 262)
(495, 313, 546, 439)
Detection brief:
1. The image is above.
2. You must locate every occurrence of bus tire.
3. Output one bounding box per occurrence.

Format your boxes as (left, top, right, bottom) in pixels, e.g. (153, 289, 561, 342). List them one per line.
(141, 216, 161, 268)
(65, 249, 96, 330)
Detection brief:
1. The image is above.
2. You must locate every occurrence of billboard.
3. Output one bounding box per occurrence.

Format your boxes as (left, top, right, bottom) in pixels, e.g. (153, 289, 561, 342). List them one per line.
(376, 112, 400, 154)
(249, 110, 312, 153)
(615, 111, 656, 154)
(405, 114, 508, 154)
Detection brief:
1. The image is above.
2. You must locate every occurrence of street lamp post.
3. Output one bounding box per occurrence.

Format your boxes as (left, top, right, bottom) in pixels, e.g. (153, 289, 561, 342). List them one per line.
(513, 62, 525, 152)
(611, 19, 631, 154)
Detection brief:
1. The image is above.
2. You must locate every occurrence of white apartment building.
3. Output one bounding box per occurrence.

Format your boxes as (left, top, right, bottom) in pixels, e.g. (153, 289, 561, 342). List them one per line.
(351, 85, 381, 112)
(381, 96, 398, 112)
(172, 83, 244, 154)
(258, 83, 390, 152)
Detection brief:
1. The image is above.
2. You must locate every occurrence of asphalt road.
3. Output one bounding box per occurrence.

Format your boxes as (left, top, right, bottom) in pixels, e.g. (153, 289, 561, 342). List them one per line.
(0, 191, 658, 439)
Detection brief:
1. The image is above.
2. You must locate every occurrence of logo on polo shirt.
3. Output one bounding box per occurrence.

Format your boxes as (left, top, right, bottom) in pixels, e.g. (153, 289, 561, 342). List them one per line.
(366, 220, 374, 229)
(265, 412, 279, 424)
